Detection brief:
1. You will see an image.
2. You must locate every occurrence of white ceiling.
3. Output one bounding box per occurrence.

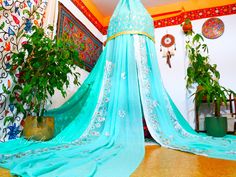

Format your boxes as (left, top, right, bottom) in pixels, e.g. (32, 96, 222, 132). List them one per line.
(91, 0, 182, 16)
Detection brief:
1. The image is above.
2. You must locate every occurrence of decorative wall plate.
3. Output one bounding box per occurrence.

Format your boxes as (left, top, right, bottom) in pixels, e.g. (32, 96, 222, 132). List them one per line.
(202, 18, 224, 39)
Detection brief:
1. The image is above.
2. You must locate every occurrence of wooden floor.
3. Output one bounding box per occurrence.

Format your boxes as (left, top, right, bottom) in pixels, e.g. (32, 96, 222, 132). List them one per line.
(132, 145, 236, 177)
(1, 146, 236, 177)
(0, 168, 11, 177)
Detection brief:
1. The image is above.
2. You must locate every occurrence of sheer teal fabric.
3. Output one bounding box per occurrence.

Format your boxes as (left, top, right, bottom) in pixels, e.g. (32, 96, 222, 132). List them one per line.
(0, 34, 145, 177)
(133, 35, 236, 160)
(1, 0, 236, 176)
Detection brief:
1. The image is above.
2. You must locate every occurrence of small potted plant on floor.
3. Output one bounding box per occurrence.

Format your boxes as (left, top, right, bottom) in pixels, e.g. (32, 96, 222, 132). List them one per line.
(184, 25, 235, 137)
(3, 26, 82, 141)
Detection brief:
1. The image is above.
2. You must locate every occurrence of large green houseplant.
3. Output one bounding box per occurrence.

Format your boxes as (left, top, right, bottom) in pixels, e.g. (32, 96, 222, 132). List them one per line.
(185, 27, 235, 137)
(3, 26, 82, 140)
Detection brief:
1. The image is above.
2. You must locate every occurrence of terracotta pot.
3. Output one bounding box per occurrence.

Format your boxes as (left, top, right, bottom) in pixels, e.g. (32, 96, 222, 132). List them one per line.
(23, 116, 54, 141)
(182, 22, 192, 33)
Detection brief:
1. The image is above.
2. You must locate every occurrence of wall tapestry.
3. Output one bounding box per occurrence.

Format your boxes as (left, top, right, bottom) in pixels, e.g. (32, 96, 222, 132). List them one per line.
(160, 34, 176, 68)
(0, 0, 48, 142)
(202, 18, 225, 39)
(57, 3, 103, 72)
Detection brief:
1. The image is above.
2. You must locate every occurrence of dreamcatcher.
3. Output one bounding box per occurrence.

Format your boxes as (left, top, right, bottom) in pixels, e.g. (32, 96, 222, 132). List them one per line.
(160, 34, 176, 68)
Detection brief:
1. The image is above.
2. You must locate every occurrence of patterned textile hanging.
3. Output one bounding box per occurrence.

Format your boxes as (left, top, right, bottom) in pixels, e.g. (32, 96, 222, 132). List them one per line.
(0, 0, 48, 142)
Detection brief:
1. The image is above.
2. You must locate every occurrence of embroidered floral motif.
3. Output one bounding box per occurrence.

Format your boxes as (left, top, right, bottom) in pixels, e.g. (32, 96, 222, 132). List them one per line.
(91, 131, 100, 136)
(105, 132, 110, 137)
(94, 123, 101, 128)
(7, 123, 21, 140)
(121, 72, 126, 80)
(118, 110, 126, 118)
(76, 60, 114, 142)
(98, 117, 106, 122)
(134, 35, 164, 143)
(227, 151, 236, 154)
(24, 19, 33, 33)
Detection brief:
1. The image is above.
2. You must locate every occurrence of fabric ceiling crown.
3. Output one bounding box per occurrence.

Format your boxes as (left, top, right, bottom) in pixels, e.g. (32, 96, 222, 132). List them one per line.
(107, 0, 155, 43)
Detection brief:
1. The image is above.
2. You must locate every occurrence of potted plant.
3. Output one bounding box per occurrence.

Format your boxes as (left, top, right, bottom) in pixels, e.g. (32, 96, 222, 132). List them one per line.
(181, 18, 193, 34)
(195, 82, 234, 137)
(185, 27, 235, 137)
(2, 26, 82, 141)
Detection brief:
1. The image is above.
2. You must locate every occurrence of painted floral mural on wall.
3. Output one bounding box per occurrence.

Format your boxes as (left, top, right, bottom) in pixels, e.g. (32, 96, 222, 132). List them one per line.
(0, 0, 48, 142)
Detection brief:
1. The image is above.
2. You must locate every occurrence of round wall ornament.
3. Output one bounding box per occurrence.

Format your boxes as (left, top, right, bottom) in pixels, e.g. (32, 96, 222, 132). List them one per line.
(161, 34, 175, 48)
(202, 18, 224, 39)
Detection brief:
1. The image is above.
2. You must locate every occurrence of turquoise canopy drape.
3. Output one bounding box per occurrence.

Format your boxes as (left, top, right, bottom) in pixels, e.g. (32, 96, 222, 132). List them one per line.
(1, 0, 236, 176)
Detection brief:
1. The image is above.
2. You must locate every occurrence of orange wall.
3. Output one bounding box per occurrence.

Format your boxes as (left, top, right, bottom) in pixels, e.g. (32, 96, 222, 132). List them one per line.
(82, 0, 236, 26)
